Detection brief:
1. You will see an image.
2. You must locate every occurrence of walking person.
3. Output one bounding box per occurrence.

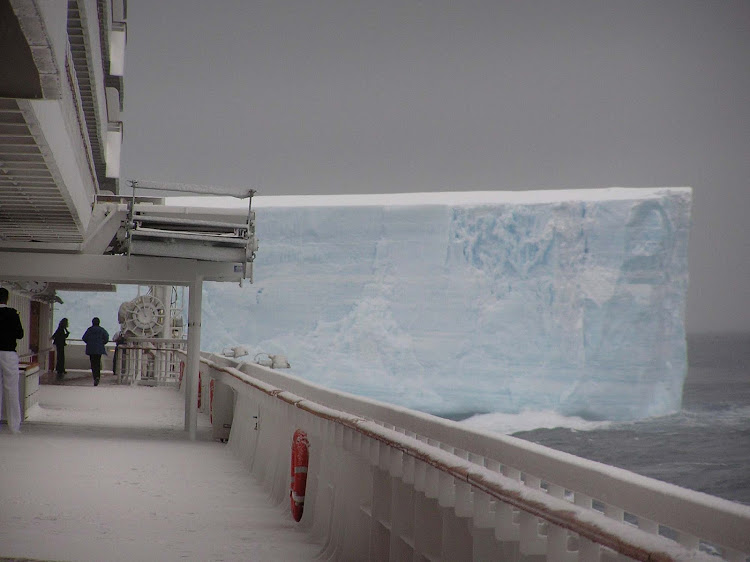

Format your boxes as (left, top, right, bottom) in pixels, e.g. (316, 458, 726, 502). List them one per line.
(82, 317, 109, 386)
(0, 287, 24, 434)
(51, 318, 70, 381)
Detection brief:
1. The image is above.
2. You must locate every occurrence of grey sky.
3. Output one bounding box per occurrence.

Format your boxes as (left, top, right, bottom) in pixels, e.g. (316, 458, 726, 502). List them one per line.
(121, 0, 750, 334)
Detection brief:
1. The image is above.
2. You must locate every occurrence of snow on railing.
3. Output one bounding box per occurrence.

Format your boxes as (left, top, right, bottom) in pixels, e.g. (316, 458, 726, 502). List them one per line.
(199, 353, 750, 561)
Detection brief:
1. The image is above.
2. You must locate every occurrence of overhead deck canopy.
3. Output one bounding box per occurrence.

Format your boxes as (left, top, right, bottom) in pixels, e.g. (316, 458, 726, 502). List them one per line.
(0, 196, 256, 293)
(1, 2, 257, 292)
(0, 252, 246, 286)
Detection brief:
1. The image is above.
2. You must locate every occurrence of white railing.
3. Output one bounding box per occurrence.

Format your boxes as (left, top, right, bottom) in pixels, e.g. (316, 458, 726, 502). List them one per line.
(116, 338, 186, 386)
(199, 353, 750, 562)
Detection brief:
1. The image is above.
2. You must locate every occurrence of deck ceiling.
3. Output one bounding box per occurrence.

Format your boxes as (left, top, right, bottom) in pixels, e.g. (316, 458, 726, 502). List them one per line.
(0, 0, 102, 248)
(0, 98, 83, 245)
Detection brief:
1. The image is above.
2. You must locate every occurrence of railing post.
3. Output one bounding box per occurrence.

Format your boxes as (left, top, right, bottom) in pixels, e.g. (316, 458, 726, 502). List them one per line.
(185, 276, 203, 439)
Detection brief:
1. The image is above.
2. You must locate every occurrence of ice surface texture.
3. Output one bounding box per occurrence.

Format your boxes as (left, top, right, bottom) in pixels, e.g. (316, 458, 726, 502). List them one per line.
(202, 188, 692, 421)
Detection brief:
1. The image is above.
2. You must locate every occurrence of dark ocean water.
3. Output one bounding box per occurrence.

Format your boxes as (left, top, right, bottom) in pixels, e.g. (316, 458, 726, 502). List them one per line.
(512, 333, 750, 506)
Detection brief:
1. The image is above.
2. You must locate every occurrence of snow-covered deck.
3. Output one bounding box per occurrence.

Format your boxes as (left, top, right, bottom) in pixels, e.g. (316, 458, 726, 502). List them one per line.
(0, 381, 323, 562)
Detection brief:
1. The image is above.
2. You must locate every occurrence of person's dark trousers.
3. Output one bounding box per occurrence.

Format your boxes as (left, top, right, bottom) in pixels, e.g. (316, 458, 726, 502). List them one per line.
(89, 354, 102, 385)
(55, 346, 65, 379)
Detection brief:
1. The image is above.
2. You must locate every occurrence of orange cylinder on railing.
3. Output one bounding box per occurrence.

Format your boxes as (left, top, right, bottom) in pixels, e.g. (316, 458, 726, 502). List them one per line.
(290, 429, 310, 522)
(209, 379, 215, 423)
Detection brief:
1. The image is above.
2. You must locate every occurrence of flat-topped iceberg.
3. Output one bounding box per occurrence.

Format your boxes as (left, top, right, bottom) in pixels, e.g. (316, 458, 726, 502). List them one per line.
(197, 187, 691, 421)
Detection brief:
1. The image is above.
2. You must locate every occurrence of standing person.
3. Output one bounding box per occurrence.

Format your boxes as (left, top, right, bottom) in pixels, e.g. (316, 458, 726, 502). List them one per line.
(51, 318, 70, 381)
(82, 317, 109, 386)
(0, 287, 24, 434)
(111, 330, 125, 379)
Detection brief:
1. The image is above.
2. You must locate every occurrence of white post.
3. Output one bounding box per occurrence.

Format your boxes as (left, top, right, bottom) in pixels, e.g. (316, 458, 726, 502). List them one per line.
(185, 276, 203, 440)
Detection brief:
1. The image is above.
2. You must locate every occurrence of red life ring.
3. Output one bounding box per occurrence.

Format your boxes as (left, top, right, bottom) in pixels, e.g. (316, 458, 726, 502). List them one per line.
(290, 429, 310, 522)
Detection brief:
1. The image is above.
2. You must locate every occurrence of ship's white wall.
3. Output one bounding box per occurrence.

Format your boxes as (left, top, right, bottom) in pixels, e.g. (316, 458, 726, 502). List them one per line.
(35, 1, 67, 76)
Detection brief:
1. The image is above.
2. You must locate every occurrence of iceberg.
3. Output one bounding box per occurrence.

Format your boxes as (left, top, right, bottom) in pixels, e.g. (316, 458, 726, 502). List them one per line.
(58, 188, 691, 421)
(200, 188, 691, 421)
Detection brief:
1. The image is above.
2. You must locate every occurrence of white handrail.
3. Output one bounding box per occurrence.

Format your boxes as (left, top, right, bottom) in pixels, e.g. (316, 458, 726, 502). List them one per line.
(200, 355, 750, 561)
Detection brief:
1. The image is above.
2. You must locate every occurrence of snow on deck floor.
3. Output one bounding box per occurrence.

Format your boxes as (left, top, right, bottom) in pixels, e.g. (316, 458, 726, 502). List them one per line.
(0, 382, 323, 562)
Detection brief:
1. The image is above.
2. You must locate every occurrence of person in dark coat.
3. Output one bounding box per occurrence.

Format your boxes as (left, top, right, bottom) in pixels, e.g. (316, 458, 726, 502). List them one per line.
(82, 317, 109, 386)
(51, 318, 70, 380)
(0, 287, 24, 433)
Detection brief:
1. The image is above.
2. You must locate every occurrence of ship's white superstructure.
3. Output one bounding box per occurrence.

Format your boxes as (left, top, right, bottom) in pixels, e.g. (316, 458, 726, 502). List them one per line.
(0, 0, 257, 438)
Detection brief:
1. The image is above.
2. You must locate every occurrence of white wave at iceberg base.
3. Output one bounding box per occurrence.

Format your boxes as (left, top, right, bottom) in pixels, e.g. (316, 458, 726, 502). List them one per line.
(459, 410, 613, 435)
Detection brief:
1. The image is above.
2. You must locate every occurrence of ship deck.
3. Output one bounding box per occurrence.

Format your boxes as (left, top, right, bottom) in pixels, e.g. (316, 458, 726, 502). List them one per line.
(0, 375, 323, 562)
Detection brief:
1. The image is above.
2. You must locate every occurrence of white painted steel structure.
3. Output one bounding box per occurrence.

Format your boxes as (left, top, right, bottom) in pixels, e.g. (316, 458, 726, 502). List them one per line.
(115, 338, 185, 386)
(200, 353, 750, 562)
(1, 1, 258, 441)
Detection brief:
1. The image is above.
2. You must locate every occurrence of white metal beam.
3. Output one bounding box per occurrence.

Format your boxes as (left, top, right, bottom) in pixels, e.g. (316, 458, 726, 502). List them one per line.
(185, 277, 203, 440)
(0, 252, 244, 285)
(80, 203, 128, 254)
(132, 180, 254, 199)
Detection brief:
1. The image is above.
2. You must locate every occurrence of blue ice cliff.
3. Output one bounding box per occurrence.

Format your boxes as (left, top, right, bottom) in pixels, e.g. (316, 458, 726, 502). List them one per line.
(199, 188, 691, 421)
